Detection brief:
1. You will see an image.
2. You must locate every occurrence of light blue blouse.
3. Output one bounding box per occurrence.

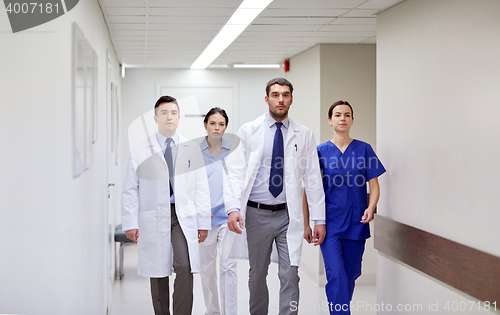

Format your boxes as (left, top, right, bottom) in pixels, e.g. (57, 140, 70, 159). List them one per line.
(200, 136, 231, 226)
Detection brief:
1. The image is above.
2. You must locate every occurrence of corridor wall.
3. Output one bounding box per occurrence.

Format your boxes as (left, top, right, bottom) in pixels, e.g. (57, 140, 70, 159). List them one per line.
(376, 0, 500, 313)
(0, 1, 121, 314)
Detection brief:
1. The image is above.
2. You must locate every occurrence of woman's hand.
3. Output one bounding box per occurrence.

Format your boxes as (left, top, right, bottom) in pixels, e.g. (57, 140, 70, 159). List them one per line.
(303, 225, 313, 243)
(362, 177, 380, 224)
(361, 208, 375, 223)
(198, 230, 208, 243)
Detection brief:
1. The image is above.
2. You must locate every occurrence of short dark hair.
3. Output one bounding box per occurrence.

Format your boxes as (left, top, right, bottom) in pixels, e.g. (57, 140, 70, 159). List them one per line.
(328, 100, 354, 119)
(265, 77, 293, 96)
(204, 107, 229, 125)
(154, 95, 179, 116)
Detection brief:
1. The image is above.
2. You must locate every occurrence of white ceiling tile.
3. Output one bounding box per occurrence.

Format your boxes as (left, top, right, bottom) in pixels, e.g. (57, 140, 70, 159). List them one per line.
(260, 8, 348, 17)
(111, 24, 146, 30)
(146, 42, 202, 48)
(306, 31, 377, 38)
(146, 30, 216, 37)
(343, 9, 380, 17)
(114, 36, 148, 41)
(356, 0, 403, 10)
(246, 24, 322, 32)
(300, 35, 375, 42)
(269, 0, 366, 9)
(115, 42, 146, 47)
(105, 7, 147, 15)
(147, 7, 234, 16)
(236, 35, 310, 42)
(284, 45, 316, 51)
(330, 17, 376, 25)
(228, 42, 291, 48)
(147, 0, 240, 8)
(108, 15, 147, 24)
(103, 0, 146, 6)
(147, 24, 221, 31)
(112, 30, 147, 36)
(148, 16, 227, 24)
(254, 17, 336, 25)
(319, 24, 377, 32)
(147, 37, 212, 43)
(239, 31, 315, 37)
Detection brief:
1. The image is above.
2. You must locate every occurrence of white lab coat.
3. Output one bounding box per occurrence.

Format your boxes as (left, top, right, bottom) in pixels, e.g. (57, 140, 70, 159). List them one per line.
(121, 133, 211, 278)
(222, 114, 325, 266)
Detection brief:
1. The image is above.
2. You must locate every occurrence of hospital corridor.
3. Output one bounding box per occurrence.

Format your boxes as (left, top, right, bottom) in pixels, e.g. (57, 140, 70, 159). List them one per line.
(110, 243, 376, 315)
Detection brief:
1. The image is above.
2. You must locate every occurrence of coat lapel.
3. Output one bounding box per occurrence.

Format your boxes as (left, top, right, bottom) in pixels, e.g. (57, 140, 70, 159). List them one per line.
(284, 118, 299, 150)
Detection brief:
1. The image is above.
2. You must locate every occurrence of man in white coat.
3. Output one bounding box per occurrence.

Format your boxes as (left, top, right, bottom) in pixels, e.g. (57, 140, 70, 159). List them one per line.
(224, 78, 326, 315)
(121, 95, 211, 315)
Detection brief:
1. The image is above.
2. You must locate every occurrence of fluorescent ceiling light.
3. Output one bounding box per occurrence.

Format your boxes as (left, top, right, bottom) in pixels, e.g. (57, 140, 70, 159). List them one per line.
(190, 0, 274, 70)
(208, 64, 230, 68)
(233, 64, 280, 68)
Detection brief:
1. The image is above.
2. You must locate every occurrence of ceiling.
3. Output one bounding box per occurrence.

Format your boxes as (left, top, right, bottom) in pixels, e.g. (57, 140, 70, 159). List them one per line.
(98, 0, 403, 69)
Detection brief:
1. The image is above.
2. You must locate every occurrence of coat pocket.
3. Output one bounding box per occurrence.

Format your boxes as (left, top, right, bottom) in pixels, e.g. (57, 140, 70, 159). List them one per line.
(138, 210, 158, 243)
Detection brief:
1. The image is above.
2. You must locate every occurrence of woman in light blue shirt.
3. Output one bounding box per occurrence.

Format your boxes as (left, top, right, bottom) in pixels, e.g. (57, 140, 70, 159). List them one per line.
(199, 107, 237, 315)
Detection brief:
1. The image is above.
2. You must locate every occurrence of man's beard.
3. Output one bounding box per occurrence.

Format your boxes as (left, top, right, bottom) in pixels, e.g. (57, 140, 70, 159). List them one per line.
(270, 107, 288, 119)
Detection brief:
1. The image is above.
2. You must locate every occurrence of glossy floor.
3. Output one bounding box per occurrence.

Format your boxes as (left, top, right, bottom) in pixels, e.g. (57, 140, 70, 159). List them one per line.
(110, 244, 376, 315)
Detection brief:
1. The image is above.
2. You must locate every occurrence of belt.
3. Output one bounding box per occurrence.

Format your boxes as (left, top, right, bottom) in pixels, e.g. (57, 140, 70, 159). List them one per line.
(247, 200, 287, 211)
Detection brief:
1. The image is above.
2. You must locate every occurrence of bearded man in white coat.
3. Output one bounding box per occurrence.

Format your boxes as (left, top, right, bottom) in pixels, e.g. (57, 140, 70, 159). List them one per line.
(224, 78, 326, 315)
(121, 95, 211, 315)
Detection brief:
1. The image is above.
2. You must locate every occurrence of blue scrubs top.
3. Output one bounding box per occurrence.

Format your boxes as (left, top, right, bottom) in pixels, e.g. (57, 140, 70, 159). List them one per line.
(317, 139, 386, 240)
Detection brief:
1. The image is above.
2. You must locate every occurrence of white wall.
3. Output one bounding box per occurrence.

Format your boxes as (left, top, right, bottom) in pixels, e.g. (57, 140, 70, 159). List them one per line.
(320, 44, 378, 285)
(377, 0, 500, 313)
(286, 44, 321, 142)
(0, 1, 121, 314)
(319, 44, 377, 147)
(118, 68, 281, 174)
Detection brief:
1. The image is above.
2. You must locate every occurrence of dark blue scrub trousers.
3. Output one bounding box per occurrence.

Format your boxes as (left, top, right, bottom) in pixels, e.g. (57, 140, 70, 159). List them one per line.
(320, 235, 365, 314)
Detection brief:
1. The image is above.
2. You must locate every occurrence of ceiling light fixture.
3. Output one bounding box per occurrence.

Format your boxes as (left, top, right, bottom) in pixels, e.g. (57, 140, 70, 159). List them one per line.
(233, 64, 280, 68)
(208, 64, 230, 68)
(190, 0, 274, 70)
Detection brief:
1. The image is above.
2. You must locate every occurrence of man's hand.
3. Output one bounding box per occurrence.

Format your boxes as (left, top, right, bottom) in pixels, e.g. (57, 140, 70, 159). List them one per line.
(227, 211, 244, 234)
(312, 224, 326, 246)
(125, 229, 139, 243)
(304, 225, 313, 244)
(198, 230, 208, 243)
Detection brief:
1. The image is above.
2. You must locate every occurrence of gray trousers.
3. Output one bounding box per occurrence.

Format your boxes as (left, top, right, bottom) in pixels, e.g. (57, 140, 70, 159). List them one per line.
(246, 204, 299, 315)
(150, 205, 193, 315)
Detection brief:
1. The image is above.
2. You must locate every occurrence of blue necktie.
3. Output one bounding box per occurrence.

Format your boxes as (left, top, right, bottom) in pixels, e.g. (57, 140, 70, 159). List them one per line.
(269, 122, 284, 197)
(164, 138, 174, 196)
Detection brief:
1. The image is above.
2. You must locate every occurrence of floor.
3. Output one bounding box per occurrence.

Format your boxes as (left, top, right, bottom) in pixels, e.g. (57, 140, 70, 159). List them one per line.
(111, 244, 376, 315)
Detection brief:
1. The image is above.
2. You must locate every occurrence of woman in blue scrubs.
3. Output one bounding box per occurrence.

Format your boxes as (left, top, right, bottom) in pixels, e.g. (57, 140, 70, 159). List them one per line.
(199, 107, 237, 315)
(304, 100, 385, 314)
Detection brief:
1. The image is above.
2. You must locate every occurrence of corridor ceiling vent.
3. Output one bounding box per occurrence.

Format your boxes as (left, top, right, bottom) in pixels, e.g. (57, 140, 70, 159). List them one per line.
(190, 0, 274, 70)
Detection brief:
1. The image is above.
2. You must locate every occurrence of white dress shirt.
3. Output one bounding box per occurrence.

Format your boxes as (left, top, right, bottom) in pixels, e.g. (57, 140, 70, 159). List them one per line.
(248, 114, 289, 205)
